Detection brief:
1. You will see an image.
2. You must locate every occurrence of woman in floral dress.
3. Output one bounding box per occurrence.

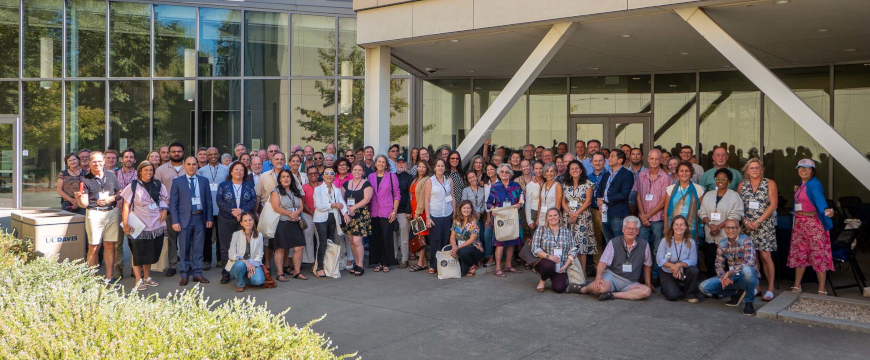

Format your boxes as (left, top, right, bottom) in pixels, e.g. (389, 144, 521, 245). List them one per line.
(560, 160, 596, 272)
(737, 158, 778, 301)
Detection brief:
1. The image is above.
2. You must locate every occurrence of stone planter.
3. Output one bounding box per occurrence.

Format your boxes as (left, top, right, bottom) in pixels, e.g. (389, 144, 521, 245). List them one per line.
(758, 291, 870, 333)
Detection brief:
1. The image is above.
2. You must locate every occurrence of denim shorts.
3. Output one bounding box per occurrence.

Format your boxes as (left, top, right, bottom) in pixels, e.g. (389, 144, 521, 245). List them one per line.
(601, 269, 638, 293)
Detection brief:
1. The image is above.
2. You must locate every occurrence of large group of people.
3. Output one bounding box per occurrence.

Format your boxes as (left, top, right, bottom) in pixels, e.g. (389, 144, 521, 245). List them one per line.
(59, 138, 836, 314)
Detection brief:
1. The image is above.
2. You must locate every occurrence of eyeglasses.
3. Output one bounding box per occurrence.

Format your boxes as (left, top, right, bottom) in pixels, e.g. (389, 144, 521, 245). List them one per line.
(623, 227, 639, 232)
(389, 149, 398, 153)
(450, 157, 460, 161)
(323, 171, 335, 176)
(314, 157, 323, 160)
(714, 177, 729, 182)
(724, 226, 740, 231)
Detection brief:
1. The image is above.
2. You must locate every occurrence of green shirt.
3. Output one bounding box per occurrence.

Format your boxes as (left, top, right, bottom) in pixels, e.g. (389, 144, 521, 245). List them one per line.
(699, 167, 742, 192)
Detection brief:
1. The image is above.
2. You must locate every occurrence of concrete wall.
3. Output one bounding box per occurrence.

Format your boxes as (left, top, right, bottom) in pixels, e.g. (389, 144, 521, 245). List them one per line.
(355, 0, 722, 45)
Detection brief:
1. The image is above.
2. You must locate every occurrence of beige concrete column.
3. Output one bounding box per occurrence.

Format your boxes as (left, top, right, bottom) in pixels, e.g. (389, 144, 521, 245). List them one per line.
(364, 46, 391, 155)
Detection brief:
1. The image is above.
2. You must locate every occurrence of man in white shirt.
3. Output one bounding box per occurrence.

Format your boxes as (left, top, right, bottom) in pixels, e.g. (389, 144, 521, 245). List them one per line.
(249, 156, 263, 185)
(154, 143, 187, 276)
(196, 147, 229, 270)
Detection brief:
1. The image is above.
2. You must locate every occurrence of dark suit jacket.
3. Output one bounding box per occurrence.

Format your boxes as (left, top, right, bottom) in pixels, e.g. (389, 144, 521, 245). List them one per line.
(595, 167, 635, 218)
(170, 174, 213, 228)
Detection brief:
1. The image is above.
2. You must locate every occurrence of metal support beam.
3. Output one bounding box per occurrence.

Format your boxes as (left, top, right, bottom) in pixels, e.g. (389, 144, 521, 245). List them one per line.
(676, 7, 870, 191)
(364, 45, 391, 155)
(455, 22, 578, 166)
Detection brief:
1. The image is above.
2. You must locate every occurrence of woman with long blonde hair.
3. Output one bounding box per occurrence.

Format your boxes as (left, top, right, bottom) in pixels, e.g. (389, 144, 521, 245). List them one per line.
(657, 215, 700, 302)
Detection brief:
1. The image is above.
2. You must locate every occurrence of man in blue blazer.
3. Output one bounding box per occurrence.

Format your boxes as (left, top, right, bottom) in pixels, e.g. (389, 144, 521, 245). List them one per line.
(170, 157, 214, 286)
(596, 150, 635, 241)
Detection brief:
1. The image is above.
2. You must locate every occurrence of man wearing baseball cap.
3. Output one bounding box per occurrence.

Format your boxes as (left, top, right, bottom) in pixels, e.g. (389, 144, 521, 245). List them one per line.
(394, 154, 414, 268)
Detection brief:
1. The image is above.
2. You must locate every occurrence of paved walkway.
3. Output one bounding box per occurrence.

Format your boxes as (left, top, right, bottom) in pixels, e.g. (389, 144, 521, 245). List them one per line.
(117, 262, 868, 359)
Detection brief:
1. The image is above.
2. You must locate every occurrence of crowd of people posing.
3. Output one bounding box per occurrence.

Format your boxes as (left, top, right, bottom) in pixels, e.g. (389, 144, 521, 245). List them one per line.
(59, 139, 836, 316)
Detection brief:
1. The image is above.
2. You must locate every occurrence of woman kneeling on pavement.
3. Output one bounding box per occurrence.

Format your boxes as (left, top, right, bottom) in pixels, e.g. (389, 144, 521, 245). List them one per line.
(530, 208, 579, 293)
(449, 200, 484, 277)
(657, 215, 700, 302)
(226, 212, 265, 292)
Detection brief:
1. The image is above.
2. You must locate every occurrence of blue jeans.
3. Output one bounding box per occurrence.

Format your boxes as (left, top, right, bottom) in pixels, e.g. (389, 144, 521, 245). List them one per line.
(700, 267, 759, 303)
(639, 220, 664, 277)
(602, 216, 624, 242)
(229, 261, 265, 288)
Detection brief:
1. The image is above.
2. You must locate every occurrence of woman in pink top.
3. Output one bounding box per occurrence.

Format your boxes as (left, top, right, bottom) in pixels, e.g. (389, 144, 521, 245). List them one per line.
(367, 155, 400, 272)
(335, 157, 354, 189)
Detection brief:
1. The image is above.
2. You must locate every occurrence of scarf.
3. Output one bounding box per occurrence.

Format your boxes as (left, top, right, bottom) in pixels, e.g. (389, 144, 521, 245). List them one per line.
(667, 182, 702, 240)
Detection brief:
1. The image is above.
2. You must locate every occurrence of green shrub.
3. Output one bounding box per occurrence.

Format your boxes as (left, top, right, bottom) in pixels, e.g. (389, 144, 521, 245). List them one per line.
(0, 230, 36, 266)
(0, 238, 355, 359)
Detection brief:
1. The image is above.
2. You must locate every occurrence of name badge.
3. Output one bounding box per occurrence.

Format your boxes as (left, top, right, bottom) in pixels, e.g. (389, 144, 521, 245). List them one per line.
(503, 201, 511, 207)
(553, 248, 563, 257)
(191, 197, 201, 206)
(457, 240, 465, 247)
(569, 200, 578, 208)
(645, 194, 654, 202)
(148, 203, 158, 211)
(748, 201, 760, 210)
(677, 206, 686, 215)
(445, 195, 453, 203)
(210, 183, 218, 192)
(347, 198, 356, 206)
(622, 263, 633, 273)
(540, 206, 548, 214)
(794, 203, 802, 211)
(98, 191, 110, 200)
(710, 212, 722, 221)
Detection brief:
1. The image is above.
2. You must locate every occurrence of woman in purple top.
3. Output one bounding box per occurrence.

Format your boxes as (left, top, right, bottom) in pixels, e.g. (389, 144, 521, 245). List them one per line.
(487, 163, 525, 277)
(368, 155, 400, 272)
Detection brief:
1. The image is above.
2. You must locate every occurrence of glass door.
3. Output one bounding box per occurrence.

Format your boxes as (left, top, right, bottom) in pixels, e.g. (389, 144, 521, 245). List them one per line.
(611, 117, 651, 155)
(0, 115, 19, 209)
(568, 116, 651, 157)
(568, 118, 609, 150)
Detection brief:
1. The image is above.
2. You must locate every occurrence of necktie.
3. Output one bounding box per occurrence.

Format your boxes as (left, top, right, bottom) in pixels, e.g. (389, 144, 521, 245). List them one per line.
(189, 177, 198, 210)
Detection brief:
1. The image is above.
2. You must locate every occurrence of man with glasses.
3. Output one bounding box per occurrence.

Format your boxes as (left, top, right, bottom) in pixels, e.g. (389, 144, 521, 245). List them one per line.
(522, 144, 536, 162)
(261, 144, 281, 172)
(78, 149, 91, 169)
(76, 151, 122, 285)
(196, 147, 229, 271)
(387, 144, 400, 173)
(568, 216, 653, 301)
(325, 143, 337, 156)
(699, 146, 742, 191)
(313, 152, 325, 174)
(699, 219, 759, 316)
(301, 166, 321, 264)
(233, 143, 247, 161)
(155, 143, 188, 276)
(556, 142, 569, 156)
(248, 156, 263, 185)
(679, 145, 704, 184)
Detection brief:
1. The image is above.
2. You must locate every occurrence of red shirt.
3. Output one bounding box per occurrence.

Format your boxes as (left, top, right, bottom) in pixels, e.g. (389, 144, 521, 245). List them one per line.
(302, 183, 317, 214)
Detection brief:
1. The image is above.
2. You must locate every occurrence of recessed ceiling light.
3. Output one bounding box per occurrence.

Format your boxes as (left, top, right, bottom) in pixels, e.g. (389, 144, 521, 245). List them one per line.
(589, 67, 599, 70)
(679, 52, 689, 55)
(845, 48, 857, 52)
(449, 39, 460, 43)
(774, 0, 790, 4)
(620, 34, 632, 38)
(466, 70, 474, 73)
(669, 84, 678, 88)
(632, 77, 641, 80)
(816, 28, 830, 33)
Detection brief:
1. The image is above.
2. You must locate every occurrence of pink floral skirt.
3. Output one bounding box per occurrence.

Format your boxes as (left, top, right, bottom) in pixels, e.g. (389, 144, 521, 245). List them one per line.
(787, 215, 834, 272)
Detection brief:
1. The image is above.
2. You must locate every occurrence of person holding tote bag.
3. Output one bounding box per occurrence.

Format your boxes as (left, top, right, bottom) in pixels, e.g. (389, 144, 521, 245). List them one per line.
(314, 166, 351, 279)
(530, 208, 579, 293)
(487, 163, 525, 278)
(121, 161, 169, 291)
(269, 169, 308, 281)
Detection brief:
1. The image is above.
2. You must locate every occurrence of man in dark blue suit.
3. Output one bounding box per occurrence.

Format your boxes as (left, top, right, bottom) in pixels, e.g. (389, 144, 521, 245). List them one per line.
(596, 150, 635, 241)
(170, 157, 214, 286)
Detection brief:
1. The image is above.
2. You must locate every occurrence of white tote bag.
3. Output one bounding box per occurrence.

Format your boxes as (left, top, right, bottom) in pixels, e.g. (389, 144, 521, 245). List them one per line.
(312, 240, 342, 279)
(436, 246, 461, 280)
(567, 260, 586, 285)
(257, 195, 281, 238)
(491, 205, 520, 241)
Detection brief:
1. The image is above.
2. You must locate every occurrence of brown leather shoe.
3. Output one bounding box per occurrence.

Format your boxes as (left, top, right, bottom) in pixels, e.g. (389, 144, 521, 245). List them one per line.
(179, 277, 189, 286)
(236, 287, 244, 292)
(192, 276, 210, 284)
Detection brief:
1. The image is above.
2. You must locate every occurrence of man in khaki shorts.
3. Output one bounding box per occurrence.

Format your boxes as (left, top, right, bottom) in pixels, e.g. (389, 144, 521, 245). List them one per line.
(76, 151, 122, 284)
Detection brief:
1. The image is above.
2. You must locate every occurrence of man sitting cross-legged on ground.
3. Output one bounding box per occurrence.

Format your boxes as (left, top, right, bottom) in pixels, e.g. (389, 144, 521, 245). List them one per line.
(699, 219, 759, 316)
(568, 216, 653, 301)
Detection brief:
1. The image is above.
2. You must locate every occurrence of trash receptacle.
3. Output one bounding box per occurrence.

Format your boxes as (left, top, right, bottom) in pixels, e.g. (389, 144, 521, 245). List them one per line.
(11, 209, 86, 262)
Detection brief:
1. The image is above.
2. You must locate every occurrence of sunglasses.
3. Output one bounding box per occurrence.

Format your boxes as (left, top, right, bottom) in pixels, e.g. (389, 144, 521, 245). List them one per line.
(323, 171, 335, 176)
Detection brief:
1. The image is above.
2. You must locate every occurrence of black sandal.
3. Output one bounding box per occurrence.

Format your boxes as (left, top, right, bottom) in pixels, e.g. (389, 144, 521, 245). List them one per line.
(276, 274, 289, 282)
(291, 272, 308, 280)
(284, 266, 294, 275)
(354, 265, 365, 276)
(409, 265, 427, 272)
(381, 265, 390, 273)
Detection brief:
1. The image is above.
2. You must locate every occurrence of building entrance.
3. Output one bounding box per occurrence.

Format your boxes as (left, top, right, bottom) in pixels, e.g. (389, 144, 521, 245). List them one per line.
(568, 116, 651, 155)
(0, 115, 20, 209)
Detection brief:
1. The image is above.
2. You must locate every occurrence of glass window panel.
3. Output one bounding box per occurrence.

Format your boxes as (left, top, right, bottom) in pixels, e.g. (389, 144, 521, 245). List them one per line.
(23, 81, 61, 207)
(291, 79, 333, 152)
(0, 0, 19, 78)
(199, 8, 241, 77)
(109, 2, 150, 78)
(23, 0, 63, 79)
(763, 67, 830, 202)
(245, 11, 288, 77)
(109, 80, 149, 154)
(422, 79, 470, 149)
(154, 5, 195, 77)
(199, 80, 240, 155)
(291, 14, 335, 77)
(570, 75, 651, 114)
(0, 122, 11, 207)
(474, 79, 526, 150)
(245, 79, 288, 154)
(338, 17, 362, 77)
(153, 80, 194, 154)
(0, 81, 16, 114)
(336, 79, 362, 150)
(698, 71, 760, 170)
(391, 64, 409, 76)
(529, 77, 567, 148)
(834, 64, 870, 201)
(66, 0, 105, 78)
(66, 81, 105, 155)
(654, 73, 696, 155)
(390, 78, 410, 153)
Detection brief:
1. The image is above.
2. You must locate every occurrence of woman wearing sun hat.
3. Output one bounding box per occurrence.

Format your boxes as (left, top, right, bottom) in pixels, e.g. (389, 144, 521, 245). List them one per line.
(787, 159, 835, 296)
